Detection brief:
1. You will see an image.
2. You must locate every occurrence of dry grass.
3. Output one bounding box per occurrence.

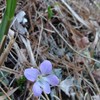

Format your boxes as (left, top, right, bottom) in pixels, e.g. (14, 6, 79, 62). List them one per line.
(0, 0, 100, 99)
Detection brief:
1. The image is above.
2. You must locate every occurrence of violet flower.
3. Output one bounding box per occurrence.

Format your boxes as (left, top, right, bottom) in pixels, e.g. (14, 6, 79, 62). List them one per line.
(24, 60, 59, 97)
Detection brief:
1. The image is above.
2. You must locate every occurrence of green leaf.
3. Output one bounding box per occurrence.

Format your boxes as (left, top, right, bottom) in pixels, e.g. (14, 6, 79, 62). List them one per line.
(0, 0, 17, 54)
(0, 0, 17, 42)
(47, 6, 54, 19)
(6, 0, 17, 18)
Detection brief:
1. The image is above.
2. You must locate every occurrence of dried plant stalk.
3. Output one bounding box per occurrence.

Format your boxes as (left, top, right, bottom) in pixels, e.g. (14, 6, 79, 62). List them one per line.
(0, 37, 15, 67)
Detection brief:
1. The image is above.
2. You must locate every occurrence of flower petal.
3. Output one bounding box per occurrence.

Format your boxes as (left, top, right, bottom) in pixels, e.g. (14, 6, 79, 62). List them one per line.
(38, 80, 50, 94)
(24, 68, 39, 82)
(32, 82, 42, 97)
(44, 75, 59, 86)
(40, 60, 52, 74)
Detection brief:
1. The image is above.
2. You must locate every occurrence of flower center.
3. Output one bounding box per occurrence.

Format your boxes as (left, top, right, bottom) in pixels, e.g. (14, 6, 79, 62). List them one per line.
(38, 75, 42, 79)
(37, 74, 46, 82)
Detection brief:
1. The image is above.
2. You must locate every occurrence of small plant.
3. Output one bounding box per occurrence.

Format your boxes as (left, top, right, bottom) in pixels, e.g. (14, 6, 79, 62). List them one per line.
(47, 6, 54, 19)
(16, 76, 26, 92)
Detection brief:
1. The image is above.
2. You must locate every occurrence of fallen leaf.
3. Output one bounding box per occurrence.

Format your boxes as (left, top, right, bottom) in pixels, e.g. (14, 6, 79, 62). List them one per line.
(59, 77, 74, 96)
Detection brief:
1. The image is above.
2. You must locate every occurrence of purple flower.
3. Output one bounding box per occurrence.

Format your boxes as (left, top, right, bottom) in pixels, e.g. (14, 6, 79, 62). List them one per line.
(24, 60, 59, 97)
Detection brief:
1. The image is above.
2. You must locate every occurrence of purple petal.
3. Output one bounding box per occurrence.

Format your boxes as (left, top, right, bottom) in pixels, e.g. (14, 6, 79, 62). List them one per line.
(40, 60, 52, 74)
(40, 81, 51, 94)
(44, 75, 59, 86)
(32, 82, 42, 97)
(24, 68, 39, 82)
